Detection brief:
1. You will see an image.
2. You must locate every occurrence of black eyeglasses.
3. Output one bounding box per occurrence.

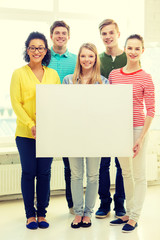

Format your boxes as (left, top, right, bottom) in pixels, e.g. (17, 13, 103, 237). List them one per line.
(28, 46, 46, 53)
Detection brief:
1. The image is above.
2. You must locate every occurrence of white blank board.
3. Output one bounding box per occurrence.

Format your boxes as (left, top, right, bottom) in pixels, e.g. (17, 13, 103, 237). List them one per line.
(36, 84, 133, 157)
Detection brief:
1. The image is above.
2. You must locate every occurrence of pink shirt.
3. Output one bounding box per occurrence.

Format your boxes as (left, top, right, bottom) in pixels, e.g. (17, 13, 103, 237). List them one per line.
(109, 68, 155, 127)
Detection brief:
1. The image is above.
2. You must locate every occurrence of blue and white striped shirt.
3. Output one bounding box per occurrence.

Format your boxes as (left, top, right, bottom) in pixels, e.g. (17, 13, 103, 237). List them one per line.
(63, 74, 109, 84)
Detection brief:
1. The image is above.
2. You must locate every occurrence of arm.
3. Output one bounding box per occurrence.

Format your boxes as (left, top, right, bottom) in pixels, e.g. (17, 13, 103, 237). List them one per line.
(10, 70, 35, 130)
(133, 116, 153, 158)
(101, 75, 109, 84)
(62, 74, 73, 84)
(62, 77, 68, 84)
(108, 71, 112, 84)
(55, 71, 61, 84)
(133, 74, 155, 158)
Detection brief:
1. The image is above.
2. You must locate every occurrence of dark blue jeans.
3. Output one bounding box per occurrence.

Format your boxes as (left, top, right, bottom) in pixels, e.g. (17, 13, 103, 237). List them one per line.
(16, 137, 53, 219)
(98, 157, 125, 204)
(62, 157, 73, 208)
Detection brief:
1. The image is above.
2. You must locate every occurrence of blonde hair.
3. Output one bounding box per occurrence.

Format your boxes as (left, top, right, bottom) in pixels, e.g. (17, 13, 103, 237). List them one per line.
(72, 43, 102, 84)
(99, 19, 119, 33)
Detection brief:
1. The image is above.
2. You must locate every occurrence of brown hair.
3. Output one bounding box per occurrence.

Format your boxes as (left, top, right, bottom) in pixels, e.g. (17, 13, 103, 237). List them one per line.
(72, 43, 102, 84)
(50, 20, 70, 35)
(99, 19, 119, 33)
(125, 34, 144, 49)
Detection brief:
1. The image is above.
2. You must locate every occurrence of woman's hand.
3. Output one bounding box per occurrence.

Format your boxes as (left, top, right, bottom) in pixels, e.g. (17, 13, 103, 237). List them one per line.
(133, 116, 153, 158)
(133, 137, 143, 158)
(31, 126, 36, 139)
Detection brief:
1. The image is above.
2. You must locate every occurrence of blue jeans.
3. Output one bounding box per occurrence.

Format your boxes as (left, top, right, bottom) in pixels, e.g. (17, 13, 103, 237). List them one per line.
(16, 137, 53, 219)
(69, 157, 100, 218)
(98, 157, 125, 205)
(62, 157, 73, 208)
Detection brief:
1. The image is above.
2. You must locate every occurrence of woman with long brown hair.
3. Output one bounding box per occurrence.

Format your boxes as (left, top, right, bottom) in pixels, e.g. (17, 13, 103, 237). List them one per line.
(109, 34, 155, 232)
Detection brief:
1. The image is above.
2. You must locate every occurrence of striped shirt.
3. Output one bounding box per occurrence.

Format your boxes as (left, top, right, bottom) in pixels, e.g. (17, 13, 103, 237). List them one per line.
(109, 68, 155, 127)
(48, 48, 77, 83)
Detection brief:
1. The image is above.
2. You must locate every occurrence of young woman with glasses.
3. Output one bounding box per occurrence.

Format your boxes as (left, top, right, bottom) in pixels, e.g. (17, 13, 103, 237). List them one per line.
(10, 32, 60, 230)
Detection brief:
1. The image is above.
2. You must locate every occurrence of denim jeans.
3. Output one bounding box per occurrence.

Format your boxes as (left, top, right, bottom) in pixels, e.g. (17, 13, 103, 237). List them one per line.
(98, 157, 125, 204)
(69, 157, 100, 218)
(16, 137, 53, 219)
(62, 157, 73, 208)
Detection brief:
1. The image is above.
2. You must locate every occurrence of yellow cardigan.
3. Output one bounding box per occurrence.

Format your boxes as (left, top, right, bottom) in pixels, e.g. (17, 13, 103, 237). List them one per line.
(10, 65, 60, 139)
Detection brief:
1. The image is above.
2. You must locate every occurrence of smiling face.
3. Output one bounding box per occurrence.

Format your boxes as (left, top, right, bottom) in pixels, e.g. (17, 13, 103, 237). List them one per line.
(79, 47, 96, 71)
(50, 26, 70, 49)
(100, 24, 120, 48)
(27, 39, 47, 64)
(125, 38, 144, 62)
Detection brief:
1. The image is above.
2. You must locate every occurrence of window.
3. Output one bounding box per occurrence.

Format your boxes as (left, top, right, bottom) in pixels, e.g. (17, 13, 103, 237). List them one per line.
(0, 0, 53, 11)
(0, 0, 159, 145)
(0, 19, 49, 141)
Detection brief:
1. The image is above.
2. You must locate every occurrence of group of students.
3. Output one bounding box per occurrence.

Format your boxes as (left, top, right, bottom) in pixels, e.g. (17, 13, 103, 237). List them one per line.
(10, 19, 155, 233)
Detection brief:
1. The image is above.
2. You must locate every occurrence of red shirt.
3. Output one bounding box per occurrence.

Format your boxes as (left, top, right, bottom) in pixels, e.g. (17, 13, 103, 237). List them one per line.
(109, 68, 155, 127)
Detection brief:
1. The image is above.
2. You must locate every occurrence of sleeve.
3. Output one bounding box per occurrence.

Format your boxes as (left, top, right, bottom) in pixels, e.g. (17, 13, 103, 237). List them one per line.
(62, 75, 70, 84)
(108, 72, 112, 84)
(10, 70, 35, 129)
(144, 74, 155, 118)
(55, 71, 61, 84)
(101, 75, 109, 84)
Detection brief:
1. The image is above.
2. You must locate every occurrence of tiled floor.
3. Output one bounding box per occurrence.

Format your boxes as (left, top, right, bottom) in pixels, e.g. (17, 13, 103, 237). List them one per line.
(0, 185, 160, 240)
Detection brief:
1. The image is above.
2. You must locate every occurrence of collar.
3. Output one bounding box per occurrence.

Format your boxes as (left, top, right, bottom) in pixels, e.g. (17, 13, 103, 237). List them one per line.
(120, 67, 143, 75)
(51, 48, 69, 57)
(103, 51, 125, 58)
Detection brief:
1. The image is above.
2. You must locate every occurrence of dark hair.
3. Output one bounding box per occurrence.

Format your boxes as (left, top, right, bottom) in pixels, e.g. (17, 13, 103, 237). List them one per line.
(50, 20, 70, 35)
(99, 19, 119, 33)
(23, 31, 51, 66)
(125, 34, 144, 49)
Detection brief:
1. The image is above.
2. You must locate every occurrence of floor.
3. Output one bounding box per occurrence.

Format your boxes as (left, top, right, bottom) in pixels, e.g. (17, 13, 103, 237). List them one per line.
(0, 185, 160, 240)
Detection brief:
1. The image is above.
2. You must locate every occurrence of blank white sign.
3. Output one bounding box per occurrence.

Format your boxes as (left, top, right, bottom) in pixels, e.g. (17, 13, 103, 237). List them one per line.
(36, 84, 133, 157)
